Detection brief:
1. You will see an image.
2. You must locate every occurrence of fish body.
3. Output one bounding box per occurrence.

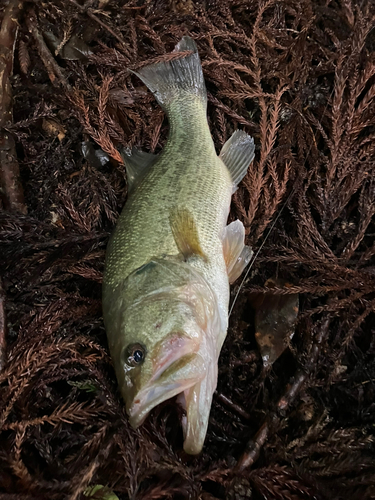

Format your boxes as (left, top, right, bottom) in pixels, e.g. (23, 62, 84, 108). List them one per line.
(103, 37, 255, 454)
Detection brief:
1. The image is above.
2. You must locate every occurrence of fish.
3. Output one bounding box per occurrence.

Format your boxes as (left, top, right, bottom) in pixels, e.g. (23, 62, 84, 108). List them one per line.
(102, 36, 255, 454)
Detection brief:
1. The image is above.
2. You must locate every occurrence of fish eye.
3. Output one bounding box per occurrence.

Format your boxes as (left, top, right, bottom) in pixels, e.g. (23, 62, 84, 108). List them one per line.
(125, 343, 146, 367)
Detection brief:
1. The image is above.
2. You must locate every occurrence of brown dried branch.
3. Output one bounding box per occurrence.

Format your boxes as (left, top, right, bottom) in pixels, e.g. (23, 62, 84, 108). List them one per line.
(0, 280, 5, 372)
(25, 9, 69, 89)
(134, 49, 194, 70)
(67, 0, 131, 58)
(3, 401, 109, 431)
(236, 318, 331, 471)
(68, 90, 123, 163)
(18, 39, 30, 75)
(0, 0, 26, 214)
(215, 392, 251, 421)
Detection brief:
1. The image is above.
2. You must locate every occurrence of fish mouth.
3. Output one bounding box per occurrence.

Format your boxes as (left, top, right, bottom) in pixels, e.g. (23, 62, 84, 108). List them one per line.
(127, 338, 203, 428)
(128, 375, 198, 428)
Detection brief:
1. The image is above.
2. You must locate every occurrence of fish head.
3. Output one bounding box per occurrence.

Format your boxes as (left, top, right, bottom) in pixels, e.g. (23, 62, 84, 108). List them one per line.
(103, 258, 223, 451)
(120, 295, 208, 428)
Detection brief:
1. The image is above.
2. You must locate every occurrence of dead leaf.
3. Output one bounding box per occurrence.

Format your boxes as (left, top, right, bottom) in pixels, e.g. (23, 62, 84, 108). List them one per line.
(251, 278, 299, 368)
(42, 118, 66, 141)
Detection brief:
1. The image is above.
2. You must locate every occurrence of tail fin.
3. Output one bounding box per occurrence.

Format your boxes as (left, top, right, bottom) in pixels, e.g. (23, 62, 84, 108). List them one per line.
(132, 36, 206, 109)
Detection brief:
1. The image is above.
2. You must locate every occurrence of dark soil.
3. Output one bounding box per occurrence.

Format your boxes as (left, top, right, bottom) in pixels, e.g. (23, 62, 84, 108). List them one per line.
(0, 0, 375, 499)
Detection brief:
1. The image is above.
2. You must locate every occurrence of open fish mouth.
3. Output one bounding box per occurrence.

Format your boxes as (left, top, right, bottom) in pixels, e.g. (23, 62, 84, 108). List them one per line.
(127, 334, 204, 427)
(127, 344, 205, 428)
(127, 376, 198, 428)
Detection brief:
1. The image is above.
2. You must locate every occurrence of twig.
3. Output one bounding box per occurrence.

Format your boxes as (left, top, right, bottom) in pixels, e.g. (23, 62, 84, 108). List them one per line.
(215, 391, 252, 420)
(0, 280, 6, 372)
(0, 0, 27, 214)
(236, 318, 331, 471)
(67, 0, 131, 57)
(26, 9, 70, 89)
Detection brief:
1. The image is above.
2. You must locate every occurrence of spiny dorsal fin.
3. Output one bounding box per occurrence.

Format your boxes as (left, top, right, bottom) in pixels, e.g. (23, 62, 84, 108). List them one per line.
(222, 219, 253, 283)
(219, 130, 255, 192)
(120, 148, 157, 194)
(169, 208, 207, 261)
(131, 36, 206, 109)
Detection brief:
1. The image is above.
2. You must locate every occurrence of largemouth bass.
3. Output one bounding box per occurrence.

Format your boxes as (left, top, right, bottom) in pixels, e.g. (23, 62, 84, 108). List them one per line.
(102, 36, 255, 454)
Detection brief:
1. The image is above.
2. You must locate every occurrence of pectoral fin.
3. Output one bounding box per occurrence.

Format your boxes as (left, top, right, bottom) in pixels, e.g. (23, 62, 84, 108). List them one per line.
(169, 208, 207, 261)
(223, 220, 253, 283)
(220, 130, 255, 192)
(121, 148, 158, 194)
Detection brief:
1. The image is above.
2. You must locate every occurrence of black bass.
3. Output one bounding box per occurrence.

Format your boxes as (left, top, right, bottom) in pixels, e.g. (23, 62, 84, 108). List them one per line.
(102, 36, 255, 454)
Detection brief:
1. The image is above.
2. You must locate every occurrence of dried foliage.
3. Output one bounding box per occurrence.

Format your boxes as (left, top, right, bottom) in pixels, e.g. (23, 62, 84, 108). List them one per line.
(0, 0, 375, 499)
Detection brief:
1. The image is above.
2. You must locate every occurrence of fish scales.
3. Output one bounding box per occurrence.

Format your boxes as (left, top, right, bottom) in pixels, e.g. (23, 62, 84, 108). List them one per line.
(103, 36, 255, 454)
(105, 99, 231, 289)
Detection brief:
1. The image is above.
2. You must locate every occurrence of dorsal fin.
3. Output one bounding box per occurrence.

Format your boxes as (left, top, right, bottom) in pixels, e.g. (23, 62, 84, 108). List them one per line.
(219, 130, 255, 192)
(169, 208, 207, 261)
(120, 148, 157, 194)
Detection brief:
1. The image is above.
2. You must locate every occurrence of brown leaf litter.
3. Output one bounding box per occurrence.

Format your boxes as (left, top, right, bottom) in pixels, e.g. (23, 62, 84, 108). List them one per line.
(0, 0, 375, 499)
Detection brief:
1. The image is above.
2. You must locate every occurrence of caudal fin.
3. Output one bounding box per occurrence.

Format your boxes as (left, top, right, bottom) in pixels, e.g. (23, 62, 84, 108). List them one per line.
(132, 36, 206, 109)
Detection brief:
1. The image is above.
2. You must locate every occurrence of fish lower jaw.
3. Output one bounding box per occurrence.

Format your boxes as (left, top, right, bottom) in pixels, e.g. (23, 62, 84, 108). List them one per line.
(183, 434, 205, 455)
(127, 378, 199, 428)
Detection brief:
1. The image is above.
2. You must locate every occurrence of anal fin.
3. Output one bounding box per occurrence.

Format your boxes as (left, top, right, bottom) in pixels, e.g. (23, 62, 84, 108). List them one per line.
(219, 130, 255, 192)
(223, 220, 253, 283)
(169, 208, 207, 261)
(121, 148, 157, 194)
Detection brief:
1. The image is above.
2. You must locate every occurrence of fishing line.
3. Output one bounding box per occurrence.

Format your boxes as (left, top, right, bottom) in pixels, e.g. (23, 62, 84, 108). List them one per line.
(229, 84, 336, 317)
